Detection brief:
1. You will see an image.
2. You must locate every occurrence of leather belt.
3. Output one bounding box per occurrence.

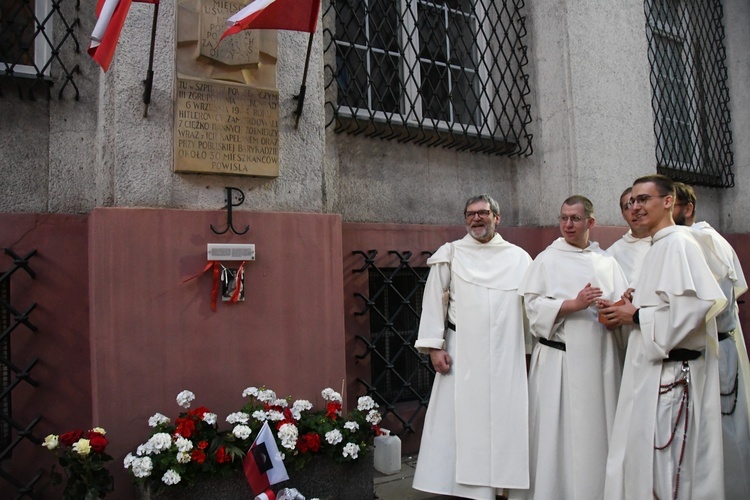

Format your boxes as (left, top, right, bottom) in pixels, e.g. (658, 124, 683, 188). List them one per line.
(718, 331, 732, 342)
(539, 337, 566, 352)
(666, 348, 701, 362)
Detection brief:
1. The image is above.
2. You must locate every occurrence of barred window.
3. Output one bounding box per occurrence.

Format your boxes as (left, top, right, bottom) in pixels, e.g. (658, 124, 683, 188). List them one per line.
(324, 0, 533, 156)
(644, 0, 734, 187)
(1, 0, 53, 78)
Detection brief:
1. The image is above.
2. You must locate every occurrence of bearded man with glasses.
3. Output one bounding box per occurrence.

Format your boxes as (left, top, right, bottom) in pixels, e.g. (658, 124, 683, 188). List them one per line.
(413, 194, 532, 499)
(510, 195, 628, 500)
(601, 174, 727, 499)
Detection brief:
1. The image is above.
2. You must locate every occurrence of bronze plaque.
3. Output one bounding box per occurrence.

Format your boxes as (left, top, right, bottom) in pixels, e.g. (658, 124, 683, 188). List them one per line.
(174, 77, 279, 177)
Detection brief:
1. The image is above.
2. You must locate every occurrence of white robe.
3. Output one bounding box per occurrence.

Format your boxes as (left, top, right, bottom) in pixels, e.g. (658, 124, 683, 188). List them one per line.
(604, 225, 727, 500)
(510, 238, 629, 500)
(691, 221, 750, 499)
(606, 230, 652, 285)
(413, 233, 532, 499)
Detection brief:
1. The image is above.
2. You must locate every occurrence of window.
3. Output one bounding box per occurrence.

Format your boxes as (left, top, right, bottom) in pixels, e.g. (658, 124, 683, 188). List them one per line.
(368, 266, 433, 404)
(1, 0, 53, 78)
(325, 0, 533, 156)
(644, 0, 734, 187)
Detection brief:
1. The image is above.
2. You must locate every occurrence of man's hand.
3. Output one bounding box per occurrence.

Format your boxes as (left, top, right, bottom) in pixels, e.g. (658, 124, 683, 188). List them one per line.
(559, 283, 603, 317)
(429, 348, 452, 374)
(598, 295, 638, 326)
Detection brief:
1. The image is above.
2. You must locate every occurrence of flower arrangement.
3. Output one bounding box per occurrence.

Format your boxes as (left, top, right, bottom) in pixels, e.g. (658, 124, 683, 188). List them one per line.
(42, 427, 114, 499)
(124, 386, 382, 492)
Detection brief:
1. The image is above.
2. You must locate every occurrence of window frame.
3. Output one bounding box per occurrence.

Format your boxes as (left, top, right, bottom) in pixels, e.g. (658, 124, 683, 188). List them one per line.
(334, 0, 494, 138)
(2, 0, 54, 78)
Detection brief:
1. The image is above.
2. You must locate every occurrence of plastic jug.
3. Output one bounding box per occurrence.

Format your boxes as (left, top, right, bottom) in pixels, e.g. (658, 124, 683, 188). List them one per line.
(373, 429, 401, 475)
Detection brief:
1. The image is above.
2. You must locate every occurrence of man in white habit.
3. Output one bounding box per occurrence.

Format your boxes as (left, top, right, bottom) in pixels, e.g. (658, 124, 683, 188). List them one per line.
(606, 186, 652, 284)
(509, 195, 628, 500)
(673, 181, 750, 499)
(412, 194, 532, 499)
(601, 175, 727, 500)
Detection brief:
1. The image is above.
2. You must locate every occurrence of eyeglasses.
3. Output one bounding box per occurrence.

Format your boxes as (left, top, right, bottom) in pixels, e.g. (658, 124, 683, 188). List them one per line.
(558, 215, 587, 224)
(465, 209, 492, 219)
(627, 194, 668, 208)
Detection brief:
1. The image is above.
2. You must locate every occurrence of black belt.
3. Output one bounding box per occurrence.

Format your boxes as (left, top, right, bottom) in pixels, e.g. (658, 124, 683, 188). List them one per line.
(666, 349, 701, 362)
(446, 321, 456, 331)
(539, 337, 566, 352)
(718, 331, 732, 342)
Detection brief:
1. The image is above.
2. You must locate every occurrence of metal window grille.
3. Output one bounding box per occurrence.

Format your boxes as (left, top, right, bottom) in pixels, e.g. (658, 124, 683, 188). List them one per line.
(0, 278, 10, 455)
(352, 250, 435, 436)
(368, 266, 433, 403)
(0, 249, 42, 498)
(324, 0, 533, 156)
(644, 0, 734, 187)
(0, 0, 82, 100)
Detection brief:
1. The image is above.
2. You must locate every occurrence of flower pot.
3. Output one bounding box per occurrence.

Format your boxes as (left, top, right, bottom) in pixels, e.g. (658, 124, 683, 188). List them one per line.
(135, 453, 374, 500)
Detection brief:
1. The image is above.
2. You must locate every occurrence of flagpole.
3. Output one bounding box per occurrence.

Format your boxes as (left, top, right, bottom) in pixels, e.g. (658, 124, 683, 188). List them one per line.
(293, 31, 315, 129)
(143, 2, 160, 117)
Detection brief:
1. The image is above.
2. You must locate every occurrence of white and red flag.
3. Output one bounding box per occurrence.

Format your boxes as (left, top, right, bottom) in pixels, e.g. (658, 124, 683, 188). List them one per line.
(243, 421, 289, 494)
(220, 0, 321, 42)
(88, 0, 159, 72)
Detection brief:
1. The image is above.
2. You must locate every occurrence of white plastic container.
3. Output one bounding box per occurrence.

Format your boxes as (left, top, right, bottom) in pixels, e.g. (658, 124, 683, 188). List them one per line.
(373, 428, 401, 475)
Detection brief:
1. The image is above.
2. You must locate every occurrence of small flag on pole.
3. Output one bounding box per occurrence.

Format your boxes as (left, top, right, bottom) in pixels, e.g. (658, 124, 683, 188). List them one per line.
(243, 421, 289, 495)
(220, 0, 321, 42)
(88, 0, 160, 72)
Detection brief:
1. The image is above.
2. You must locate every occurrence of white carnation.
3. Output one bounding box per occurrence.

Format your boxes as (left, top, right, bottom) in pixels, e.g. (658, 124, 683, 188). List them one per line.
(146, 433, 172, 453)
(148, 413, 170, 427)
(176, 390, 195, 409)
(357, 396, 377, 411)
(344, 421, 359, 432)
(131, 456, 153, 478)
(226, 412, 250, 425)
(321, 388, 342, 402)
(278, 423, 299, 450)
(267, 410, 284, 422)
(202, 412, 218, 425)
(342, 442, 360, 459)
(242, 386, 259, 398)
(123, 453, 135, 469)
(252, 410, 268, 422)
(366, 409, 382, 425)
(325, 429, 343, 445)
(176, 451, 191, 464)
(233, 425, 252, 440)
(257, 389, 277, 403)
(174, 436, 193, 453)
(162, 469, 181, 485)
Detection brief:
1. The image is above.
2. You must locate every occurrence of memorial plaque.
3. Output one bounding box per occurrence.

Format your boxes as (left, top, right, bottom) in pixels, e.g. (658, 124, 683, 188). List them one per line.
(199, 0, 259, 66)
(174, 78, 279, 177)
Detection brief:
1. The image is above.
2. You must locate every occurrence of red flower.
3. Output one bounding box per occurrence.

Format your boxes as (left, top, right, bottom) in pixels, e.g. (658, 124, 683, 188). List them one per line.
(215, 445, 231, 463)
(197, 440, 209, 450)
(191, 449, 206, 463)
(89, 434, 109, 453)
(297, 432, 321, 453)
(59, 430, 83, 446)
(325, 401, 342, 420)
(175, 417, 196, 438)
(189, 406, 210, 420)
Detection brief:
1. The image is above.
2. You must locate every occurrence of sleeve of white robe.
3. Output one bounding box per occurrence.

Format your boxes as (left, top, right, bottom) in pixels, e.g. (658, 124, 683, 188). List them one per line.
(523, 293, 565, 341)
(638, 291, 718, 361)
(415, 262, 451, 353)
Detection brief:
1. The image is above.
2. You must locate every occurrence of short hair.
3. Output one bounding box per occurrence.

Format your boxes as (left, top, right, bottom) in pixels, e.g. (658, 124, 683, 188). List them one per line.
(619, 187, 632, 210)
(562, 195, 594, 217)
(633, 174, 675, 198)
(673, 182, 697, 208)
(464, 194, 500, 216)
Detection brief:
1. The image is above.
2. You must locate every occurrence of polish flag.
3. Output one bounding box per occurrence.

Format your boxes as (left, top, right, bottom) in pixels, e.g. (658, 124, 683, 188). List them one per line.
(243, 421, 289, 494)
(88, 0, 159, 72)
(221, 0, 321, 42)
